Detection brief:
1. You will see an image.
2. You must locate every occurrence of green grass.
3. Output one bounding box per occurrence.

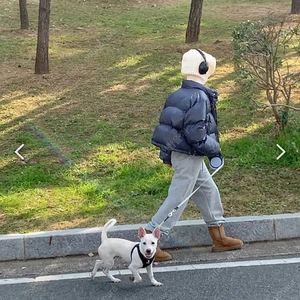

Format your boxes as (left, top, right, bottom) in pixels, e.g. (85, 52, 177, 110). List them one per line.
(0, 0, 299, 234)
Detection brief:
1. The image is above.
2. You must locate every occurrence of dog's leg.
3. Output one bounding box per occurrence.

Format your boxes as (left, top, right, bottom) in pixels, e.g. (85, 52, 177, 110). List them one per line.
(129, 263, 142, 283)
(146, 264, 162, 286)
(91, 259, 102, 280)
(103, 259, 121, 283)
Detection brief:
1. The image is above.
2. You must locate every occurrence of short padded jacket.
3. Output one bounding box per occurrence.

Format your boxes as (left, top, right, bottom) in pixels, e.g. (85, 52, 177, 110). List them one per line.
(152, 80, 221, 164)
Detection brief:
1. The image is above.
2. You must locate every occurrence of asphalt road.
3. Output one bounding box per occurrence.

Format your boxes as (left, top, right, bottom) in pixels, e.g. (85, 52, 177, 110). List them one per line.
(1, 239, 300, 300)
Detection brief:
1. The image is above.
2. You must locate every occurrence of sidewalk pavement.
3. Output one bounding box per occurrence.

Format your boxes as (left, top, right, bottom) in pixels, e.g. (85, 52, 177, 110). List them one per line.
(1, 213, 300, 262)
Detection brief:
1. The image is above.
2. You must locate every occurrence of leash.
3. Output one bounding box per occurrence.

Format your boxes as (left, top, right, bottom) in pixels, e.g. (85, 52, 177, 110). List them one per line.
(158, 164, 223, 228)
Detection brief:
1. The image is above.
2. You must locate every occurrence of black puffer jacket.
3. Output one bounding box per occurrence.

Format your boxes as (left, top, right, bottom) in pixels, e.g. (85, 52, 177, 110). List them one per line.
(152, 80, 221, 164)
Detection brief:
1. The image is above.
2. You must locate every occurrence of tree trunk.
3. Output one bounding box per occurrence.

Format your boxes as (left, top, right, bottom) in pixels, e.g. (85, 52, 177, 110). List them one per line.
(266, 89, 283, 135)
(35, 0, 51, 74)
(291, 0, 300, 14)
(19, 0, 29, 30)
(185, 0, 204, 43)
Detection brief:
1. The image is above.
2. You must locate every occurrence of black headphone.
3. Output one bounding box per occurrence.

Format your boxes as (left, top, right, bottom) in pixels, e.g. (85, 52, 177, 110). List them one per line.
(196, 49, 209, 75)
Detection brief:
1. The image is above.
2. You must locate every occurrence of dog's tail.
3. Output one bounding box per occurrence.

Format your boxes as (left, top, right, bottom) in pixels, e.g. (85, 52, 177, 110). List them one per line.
(101, 218, 117, 241)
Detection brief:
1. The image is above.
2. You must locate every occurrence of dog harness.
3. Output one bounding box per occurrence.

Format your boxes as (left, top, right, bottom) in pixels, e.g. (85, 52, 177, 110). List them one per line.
(130, 244, 154, 268)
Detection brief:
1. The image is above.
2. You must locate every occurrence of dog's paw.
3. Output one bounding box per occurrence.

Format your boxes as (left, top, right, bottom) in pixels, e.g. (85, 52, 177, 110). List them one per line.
(132, 276, 142, 283)
(112, 278, 121, 283)
(90, 273, 96, 280)
(152, 280, 163, 286)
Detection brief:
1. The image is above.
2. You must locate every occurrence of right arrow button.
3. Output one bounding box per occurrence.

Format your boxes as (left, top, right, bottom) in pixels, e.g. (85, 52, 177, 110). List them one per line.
(276, 144, 286, 160)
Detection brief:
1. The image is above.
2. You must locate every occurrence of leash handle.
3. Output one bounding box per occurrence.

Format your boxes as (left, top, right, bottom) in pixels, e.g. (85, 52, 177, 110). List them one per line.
(158, 165, 223, 228)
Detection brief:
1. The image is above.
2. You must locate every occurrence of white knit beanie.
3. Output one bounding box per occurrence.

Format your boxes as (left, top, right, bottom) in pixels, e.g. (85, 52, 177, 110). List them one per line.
(181, 49, 216, 82)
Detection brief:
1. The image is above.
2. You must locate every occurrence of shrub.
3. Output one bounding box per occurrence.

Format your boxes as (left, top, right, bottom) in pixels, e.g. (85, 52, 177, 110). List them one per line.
(232, 17, 300, 136)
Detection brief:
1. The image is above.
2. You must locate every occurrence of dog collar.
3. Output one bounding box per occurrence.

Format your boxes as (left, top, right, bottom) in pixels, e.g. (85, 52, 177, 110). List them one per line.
(131, 244, 154, 268)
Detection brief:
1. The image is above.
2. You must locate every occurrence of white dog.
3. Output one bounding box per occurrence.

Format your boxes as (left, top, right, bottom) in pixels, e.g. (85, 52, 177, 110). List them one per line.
(91, 219, 163, 286)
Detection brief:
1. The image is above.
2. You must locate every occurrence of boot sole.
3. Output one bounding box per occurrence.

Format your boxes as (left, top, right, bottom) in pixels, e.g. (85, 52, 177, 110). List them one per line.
(212, 244, 243, 252)
(154, 256, 172, 262)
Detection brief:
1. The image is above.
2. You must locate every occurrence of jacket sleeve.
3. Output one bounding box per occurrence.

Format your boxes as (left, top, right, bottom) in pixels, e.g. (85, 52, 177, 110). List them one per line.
(183, 95, 221, 158)
(159, 150, 171, 164)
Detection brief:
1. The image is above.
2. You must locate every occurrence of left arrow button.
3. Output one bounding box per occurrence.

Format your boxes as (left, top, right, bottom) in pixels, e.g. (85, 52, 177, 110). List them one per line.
(15, 144, 25, 160)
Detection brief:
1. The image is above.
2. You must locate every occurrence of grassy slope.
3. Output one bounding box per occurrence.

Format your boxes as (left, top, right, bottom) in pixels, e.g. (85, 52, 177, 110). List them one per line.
(0, 0, 299, 234)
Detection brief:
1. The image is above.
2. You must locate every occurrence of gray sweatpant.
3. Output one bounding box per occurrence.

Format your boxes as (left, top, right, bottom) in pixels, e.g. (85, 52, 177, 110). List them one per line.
(146, 152, 225, 233)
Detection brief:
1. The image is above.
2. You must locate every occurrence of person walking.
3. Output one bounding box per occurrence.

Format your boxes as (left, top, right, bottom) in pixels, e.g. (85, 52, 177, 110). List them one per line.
(146, 49, 243, 261)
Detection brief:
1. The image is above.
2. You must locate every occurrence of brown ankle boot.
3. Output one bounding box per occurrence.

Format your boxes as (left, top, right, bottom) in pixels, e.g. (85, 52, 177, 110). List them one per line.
(146, 230, 172, 262)
(208, 224, 243, 252)
(154, 246, 172, 262)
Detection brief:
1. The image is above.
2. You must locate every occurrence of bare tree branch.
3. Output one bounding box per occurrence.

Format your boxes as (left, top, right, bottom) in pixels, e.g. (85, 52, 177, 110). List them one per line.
(252, 100, 300, 111)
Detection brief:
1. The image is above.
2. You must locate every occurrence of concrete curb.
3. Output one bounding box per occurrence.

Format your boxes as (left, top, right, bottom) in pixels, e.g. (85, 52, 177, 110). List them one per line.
(1, 213, 300, 262)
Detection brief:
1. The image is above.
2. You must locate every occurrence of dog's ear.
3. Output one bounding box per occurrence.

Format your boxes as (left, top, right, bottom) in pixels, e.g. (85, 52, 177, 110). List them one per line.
(138, 226, 146, 238)
(153, 227, 160, 239)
